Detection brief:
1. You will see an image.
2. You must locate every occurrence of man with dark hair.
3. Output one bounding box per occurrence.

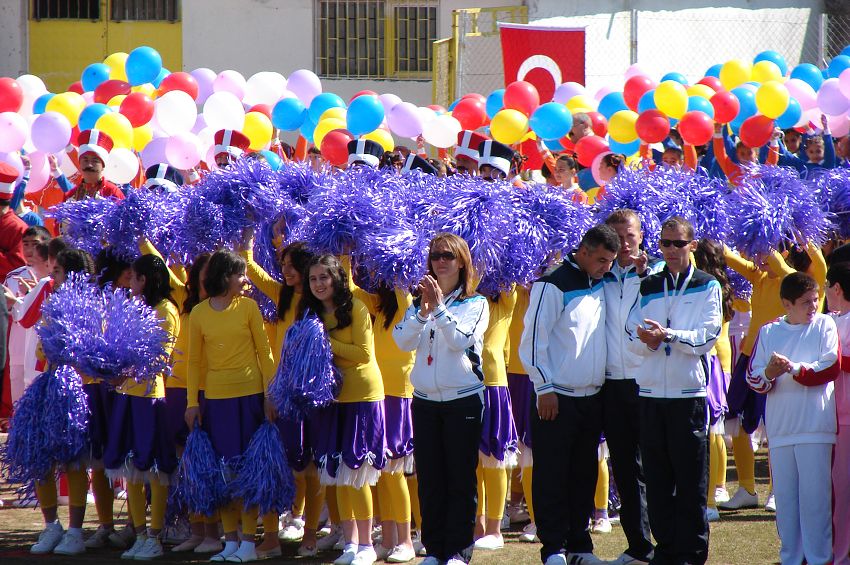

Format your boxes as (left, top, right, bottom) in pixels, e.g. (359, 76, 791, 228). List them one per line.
(626, 216, 722, 565)
(68, 130, 125, 201)
(520, 224, 620, 565)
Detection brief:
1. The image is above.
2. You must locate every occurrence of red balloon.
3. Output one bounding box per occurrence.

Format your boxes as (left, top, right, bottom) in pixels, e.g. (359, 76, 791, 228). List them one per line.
(119, 92, 155, 127)
(624, 75, 656, 111)
(677, 111, 715, 146)
(249, 104, 273, 118)
(739, 115, 775, 149)
(710, 91, 740, 124)
(427, 104, 447, 114)
(461, 93, 487, 105)
(587, 111, 608, 137)
(503, 81, 540, 116)
(452, 97, 487, 131)
(68, 81, 84, 95)
(558, 135, 576, 153)
(320, 128, 354, 167)
(349, 90, 378, 103)
(575, 135, 609, 168)
(0, 77, 23, 113)
(697, 76, 723, 92)
(94, 79, 131, 105)
(157, 72, 199, 100)
(635, 110, 671, 143)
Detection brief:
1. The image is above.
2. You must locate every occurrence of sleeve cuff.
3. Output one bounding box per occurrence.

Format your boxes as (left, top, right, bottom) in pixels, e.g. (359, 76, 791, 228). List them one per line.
(534, 382, 554, 394)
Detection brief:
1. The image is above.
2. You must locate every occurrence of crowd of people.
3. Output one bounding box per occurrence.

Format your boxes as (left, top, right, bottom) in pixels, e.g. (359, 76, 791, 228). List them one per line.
(0, 111, 847, 565)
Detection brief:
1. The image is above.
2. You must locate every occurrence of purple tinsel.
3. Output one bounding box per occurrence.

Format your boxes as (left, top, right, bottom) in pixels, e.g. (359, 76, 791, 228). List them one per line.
(175, 425, 229, 516)
(812, 167, 850, 238)
(104, 189, 185, 262)
(356, 224, 431, 290)
(268, 311, 341, 421)
(247, 222, 282, 323)
(229, 422, 295, 515)
(199, 158, 286, 227)
(595, 166, 670, 254)
(48, 197, 119, 257)
(726, 268, 753, 301)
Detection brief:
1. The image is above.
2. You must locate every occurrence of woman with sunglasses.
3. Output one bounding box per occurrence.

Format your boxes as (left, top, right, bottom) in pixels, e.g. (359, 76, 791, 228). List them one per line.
(394, 233, 490, 565)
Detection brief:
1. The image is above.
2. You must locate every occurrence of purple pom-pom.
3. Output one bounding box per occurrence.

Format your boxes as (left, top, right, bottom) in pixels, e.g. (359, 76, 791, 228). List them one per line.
(229, 422, 295, 515)
(726, 268, 753, 301)
(48, 197, 119, 257)
(812, 167, 850, 238)
(175, 425, 230, 516)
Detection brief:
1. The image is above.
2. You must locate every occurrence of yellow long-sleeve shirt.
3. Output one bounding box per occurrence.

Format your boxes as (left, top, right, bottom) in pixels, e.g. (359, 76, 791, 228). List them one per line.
(187, 296, 275, 408)
(324, 298, 384, 403)
(119, 299, 179, 398)
(483, 288, 517, 387)
(506, 285, 530, 375)
(711, 321, 732, 375)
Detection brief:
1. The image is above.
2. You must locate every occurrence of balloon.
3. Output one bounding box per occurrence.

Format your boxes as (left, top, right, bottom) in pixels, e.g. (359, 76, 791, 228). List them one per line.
(635, 110, 670, 143)
(710, 91, 740, 124)
(829, 55, 850, 79)
(243, 111, 273, 150)
(739, 115, 775, 148)
(751, 60, 783, 84)
(45, 92, 86, 127)
(608, 110, 639, 143)
(624, 64, 648, 80)
(125, 46, 162, 86)
(387, 102, 424, 138)
(313, 118, 346, 148)
(249, 104, 272, 118)
(347, 94, 385, 136)
(585, 112, 606, 137)
(152, 67, 170, 89)
(272, 97, 307, 131)
(119, 92, 155, 127)
(0, 112, 28, 152)
(379, 93, 402, 114)
(608, 139, 640, 157)
(258, 150, 283, 171)
(566, 95, 596, 113)
(308, 93, 346, 125)
(543, 138, 564, 152)
(158, 72, 199, 100)
(190, 68, 217, 104)
(490, 109, 528, 144)
(485, 89, 505, 119)
(654, 81, 688, 119)
(687, 96, 715, 118)
(827, 114, 850, 138)
(139, 137, 169, 169)
(103, 52, 129, 82)
(840, 68, 850, 100)
(213, 70, 247, 99)
(790, 63, 824, 91)
(31, 111, 72, 154)
(597, 92, 628, 119)
(350, 90, 378, 103)
(165, 132, 202, 169)
(320, 129, 353, 166)
(107, 94, 126, 109)
(363, 128, 394, 153)
(677, 111, 714, 145)
(754, 50, 788, 76)
(661, 72, 688, 85)
(637, 90, 657, 113)
(95, 112, 134, 149)
(755, 81, 790, 119)
(818, 78, 850, 115)
(451, 97, 487, 131)
(153, 90, 197, 135)
(78, 103, 111, 132)
(32, 92, 54, 115)
(574, 135, 609, 168)
(25, 152, 50, 193)
(529, 102, 573, 140)
(320, 107, 346, 124)
(105, 148, 140, 184)
(687, 84, 716, 100)
(696, 76, 723, 92)
(94, 79, 131, 105)
(422, 114, 462, 148)
(0, 78, 23, 113)
(730, 87, 757, 121)
(503, 81, 540, 116)
(553, 82, 585, 104)
(17, 74, 47, 99)
(624, 75, 656, 111)
(203, 91, 245, 132)
(704, 64, 723, 78)
(720, 59, 752, 90)
(287, 69, 322, 105)
(243, 72, 287, 106)
(785, 78, 818, 111)
(775, 98, 802, 130)
(427, 104, 447, 115)
(81, 63, 110, 92)
(132, 124, 153, 152)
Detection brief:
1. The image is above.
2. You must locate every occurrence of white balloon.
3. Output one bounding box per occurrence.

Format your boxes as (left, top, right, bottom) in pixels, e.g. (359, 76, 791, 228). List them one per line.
(16, 74, 47, 97)
(203, 91, 246, 131)
(422, 115, 462, 148)
(105, 148, 139, 184)
(155, 90, 198, 135)
(59, 151, 78, 177)
(244, 72, 288, 106)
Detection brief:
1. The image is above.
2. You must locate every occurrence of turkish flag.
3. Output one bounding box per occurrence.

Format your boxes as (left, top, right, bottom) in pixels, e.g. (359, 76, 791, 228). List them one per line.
(499, 23, 586, 104)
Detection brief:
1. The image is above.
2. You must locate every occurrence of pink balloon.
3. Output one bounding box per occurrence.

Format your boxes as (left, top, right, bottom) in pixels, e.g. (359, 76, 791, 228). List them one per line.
(817, 78, 850, 116)
(31, 111, 72, 154)
(594, 85, 615, 102)
(213, 70, 246, 100)
(0, 112, 29, 153)
(82, 91, 95, 105)
(553, 82, 586, 104)
(379, 93, 402, 113)
(191, 68, 217, 104)
(140, 137, 169, 169)
(25, 151, 50, 193)
(387, 102, 423, 138)
(840, 68, 850, 100)
(785, 78, 817, 111)
(165, 132, 201, 169)
(286, 69, 322, 105)
(827, 114, 850, 138)
(624, 64, 648, 80)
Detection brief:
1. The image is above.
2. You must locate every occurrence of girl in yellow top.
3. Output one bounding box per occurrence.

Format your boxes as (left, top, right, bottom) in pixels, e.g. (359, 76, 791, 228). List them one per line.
(302, 254, 385, 565)
(184, 250, 276, 563)
(104, 254, 180, 560)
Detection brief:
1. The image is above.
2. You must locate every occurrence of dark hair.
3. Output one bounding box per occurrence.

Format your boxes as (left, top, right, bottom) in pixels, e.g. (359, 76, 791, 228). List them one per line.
(601, 153, 625, 170)
(605, 209, 641, 228)
(694, 239, 734, 322)
(541, 162, 552, 179)
(785, 245, 812, 273)
(0, 198, 10, 208)
(428, 158, 447, 177)
(660, 216, 695, 240)
(56, 248, 94, 277)
(23, 226, 50, 241)
(279, 142, 294, 160)
(662, 147, 684, 159)
(307, 145, 321, 156)
(183, 253, 211, 315)
(380, 151, 404, 168)
(95, 248, 132, 289)
(204, 250, 246, 298)
(277, 242, 314, 319)
(827, 262, 850, 301)
(34, 242, 49, 262)
(780, 272, 818, 303)
(298, 254, 353, 330)
(376, 283, 399, 329)
(132, 254, 174, 308)
(829, 242, 850, 266)
(427, 233, 477, 300)
(580, 224, 621, 255)
(48, 237, 68, 260)
(556, 154, 577, 170)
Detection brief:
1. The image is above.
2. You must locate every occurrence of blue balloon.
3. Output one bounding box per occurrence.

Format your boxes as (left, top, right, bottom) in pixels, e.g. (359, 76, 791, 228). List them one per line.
(79, 103, 113, 131)
(543, 138, 564, 152)
(790, 63, 824, 91)
(272, 98, 307, 131)
(300, 116, 318, 143)
(32, 92, 54, 115)
(705, 64, 722, 79)
(776, 97, 802, 130)
(486, 89, 505, 119)
(687, 96, 714, 118)
(754, 50, 788, 76)
(597, 92, 628, 119)
(81, 63, 110, 92)
(609, 137, 640, 155)
(258, 150, 283, 171)
(829, 55, 850, 78)
(637, 90, 657, 113)
(530, 102, 573, 140)
(125, 46, 163, 87)
(661, 72, 689, 86)
(731, 87, 757, 119)
(308, 92, 346, 124)
(152, 67, 170, 88)
(447, 98, 460, 112)
(843, 45, 850, 58)
(346, 95, 385, 136)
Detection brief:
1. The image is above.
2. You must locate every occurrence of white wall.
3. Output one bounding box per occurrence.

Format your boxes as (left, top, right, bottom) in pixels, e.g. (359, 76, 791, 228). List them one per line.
(0, 0, 27, 78)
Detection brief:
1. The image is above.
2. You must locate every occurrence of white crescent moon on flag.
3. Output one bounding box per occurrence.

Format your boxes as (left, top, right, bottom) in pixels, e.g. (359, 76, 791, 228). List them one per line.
(516, 55, 563, 85)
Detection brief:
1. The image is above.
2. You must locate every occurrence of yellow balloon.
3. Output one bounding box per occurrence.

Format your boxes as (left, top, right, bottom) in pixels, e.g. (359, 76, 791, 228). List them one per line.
(363, 128, 394, 153)
(104, 52, 129, 82)
(686, 84, 715, 99)
(490, 109, 529, 144)
(654, 80, 688, 119)
(566, 95, 596, 114)
(720, 59, 752, 90)
(320, 107, 347, 123)
(132, 124, 153, 152)
(755, 80, 790, 119)
(45, 92, 86, 127)
(243, 111, 274, 150)
(313, 117, 347, 148)
(751, 60, 782, 84)
(585, 187, 601, 204)
(132, 83, 157, 98)
(95, 112, 134, 149)
(107, 94, 126, 108)
(520, 131, 538, 143)
(608, 110, 639, 143)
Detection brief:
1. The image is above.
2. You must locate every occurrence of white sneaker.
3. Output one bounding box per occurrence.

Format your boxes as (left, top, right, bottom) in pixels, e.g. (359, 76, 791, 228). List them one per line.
(717, 488, 758, 510)
(334, 544, 358, 565)
(446, 557, 467, 565)
(351, 546, 378, 565)
(110, 524, 137, 549)
(317, 525, 343, 551)
(500, 511, 511, 531)
(53, 530, 86, 555)
(411, 530, 426, 556)
(194, 538, 224, 553)
(31, 522, 64, 554)
(765, 492, 776, 512)
(122, 534, 148, 559)
(210, 541, 239, 562)
(225, 541, 257, 563)
(545, 554, 568, 565)
(473, 534, 504, 550)
(386, 544, 416, 563)
(607, 553, 650, 565)
(134, 536, 164, 560)
(519, 522, 538, 542)
(507, 503, 530, 524)
(85, 526, 113, 548)
(279, 517, 305, 541)
(714, 487, 730, 504)
(706, 506, 721, 522)
(566, 553, 606, 565)
(591, 517, 612, 534)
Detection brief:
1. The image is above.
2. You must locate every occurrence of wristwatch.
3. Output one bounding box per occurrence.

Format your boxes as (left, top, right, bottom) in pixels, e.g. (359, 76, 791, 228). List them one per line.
(663, 331, 674, 343)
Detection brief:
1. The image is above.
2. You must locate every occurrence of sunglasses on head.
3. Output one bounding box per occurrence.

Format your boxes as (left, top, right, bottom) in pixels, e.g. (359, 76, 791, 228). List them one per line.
(429, 251, 457, 262)
(659, 239, 692, 248)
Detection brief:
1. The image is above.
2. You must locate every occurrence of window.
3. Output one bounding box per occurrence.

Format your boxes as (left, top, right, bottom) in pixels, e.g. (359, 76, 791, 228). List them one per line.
(112, 0, 180, 21)
(32, 0, 100, 20)
(316, 0, 437, 79)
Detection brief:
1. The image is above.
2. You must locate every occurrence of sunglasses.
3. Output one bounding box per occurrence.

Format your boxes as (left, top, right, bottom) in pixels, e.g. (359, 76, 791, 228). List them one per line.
(429, 251, 457, 262)
(659, 239, 692, 248)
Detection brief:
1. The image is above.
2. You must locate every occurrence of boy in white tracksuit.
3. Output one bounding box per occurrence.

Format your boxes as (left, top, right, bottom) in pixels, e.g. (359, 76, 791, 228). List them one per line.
(747, 272, 839, 565)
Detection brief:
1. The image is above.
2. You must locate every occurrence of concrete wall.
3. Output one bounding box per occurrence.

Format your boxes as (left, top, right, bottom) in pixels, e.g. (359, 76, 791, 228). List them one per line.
(0, 0, 27, 78)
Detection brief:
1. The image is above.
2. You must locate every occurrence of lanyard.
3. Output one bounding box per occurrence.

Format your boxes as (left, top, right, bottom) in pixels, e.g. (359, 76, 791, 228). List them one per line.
(662, 266, 693, 356)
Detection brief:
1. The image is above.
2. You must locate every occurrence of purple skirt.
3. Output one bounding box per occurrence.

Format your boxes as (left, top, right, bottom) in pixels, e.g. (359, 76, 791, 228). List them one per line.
(104, 394, 178, 481)
(84, 382, 115, 463)
(384, 396, 414, 474)
(276, 415, 310, 472)
(312, 401, 386, 487)
(726, 353, 765, 434)
(165, 388, 189, 447)
(706, 355, 728, 426)
(201, 393, 264, 462)
(479, 385, 519, 468)
(507, 373, 532, 449)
